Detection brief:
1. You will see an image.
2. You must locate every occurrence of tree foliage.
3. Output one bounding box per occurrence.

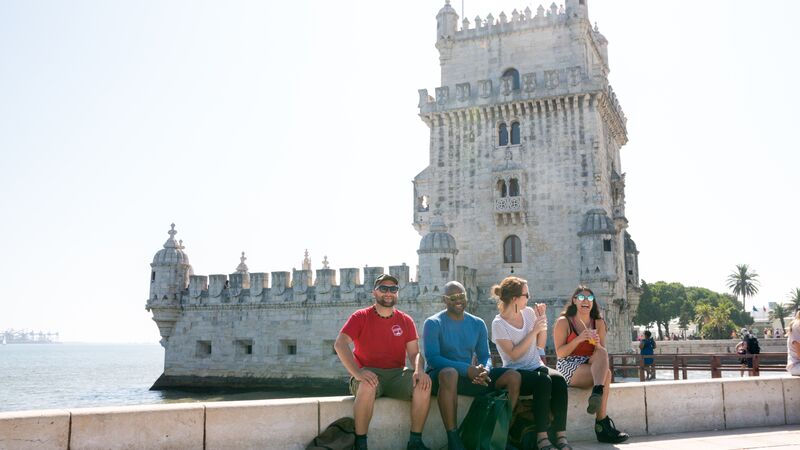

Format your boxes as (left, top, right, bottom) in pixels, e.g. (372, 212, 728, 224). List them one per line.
(726, 264, 760, 312)
(634, 281, 752, 339)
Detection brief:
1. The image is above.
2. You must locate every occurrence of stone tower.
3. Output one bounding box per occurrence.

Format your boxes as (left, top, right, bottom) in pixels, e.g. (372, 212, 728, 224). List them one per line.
(147, 224, 193, 346)
(414, 1, 640, 351)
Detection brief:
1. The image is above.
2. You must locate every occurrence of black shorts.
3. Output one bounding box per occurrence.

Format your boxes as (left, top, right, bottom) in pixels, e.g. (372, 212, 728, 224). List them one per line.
(428, 367, 512, 396)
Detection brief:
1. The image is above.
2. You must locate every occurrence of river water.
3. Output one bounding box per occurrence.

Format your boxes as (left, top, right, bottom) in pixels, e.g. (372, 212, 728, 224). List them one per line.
(0, 343, 787, 413)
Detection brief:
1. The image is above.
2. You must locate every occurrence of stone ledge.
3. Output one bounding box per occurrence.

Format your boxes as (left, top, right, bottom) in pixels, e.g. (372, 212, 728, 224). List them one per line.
(1, 375, 798, 449)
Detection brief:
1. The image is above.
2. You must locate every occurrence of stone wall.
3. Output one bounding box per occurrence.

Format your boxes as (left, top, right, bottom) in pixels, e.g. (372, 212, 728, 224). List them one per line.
(3, 375, 799, 449)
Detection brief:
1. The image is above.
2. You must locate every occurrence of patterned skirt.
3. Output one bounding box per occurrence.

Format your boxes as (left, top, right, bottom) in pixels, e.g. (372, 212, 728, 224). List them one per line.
(556, 355, 590, 385)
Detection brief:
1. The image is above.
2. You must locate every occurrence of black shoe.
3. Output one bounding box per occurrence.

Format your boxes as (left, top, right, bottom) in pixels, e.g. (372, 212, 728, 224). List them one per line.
(586, 392, 602, 414)
(594, 416, 629, 444)
(406, 440, 430, 450)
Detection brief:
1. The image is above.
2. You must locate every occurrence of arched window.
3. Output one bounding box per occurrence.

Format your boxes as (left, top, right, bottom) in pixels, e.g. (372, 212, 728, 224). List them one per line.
(497, 180, 507, 198)
(511, 122, 520, 145)
(498, 123, 508, 146)
(503, 235, 522, 263)
(508, 178, 519, 197)
(502, 68, 521, 90)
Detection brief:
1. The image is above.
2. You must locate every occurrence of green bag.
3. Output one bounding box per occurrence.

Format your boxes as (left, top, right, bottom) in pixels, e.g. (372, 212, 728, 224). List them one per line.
(459, 390, 512, 450)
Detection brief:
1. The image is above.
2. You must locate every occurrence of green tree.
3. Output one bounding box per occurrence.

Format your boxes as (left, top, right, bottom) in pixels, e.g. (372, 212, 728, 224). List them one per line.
(726, 264, 760, 312)
(701, 302, 738, 339)
(694, 303, 713, 336)
(787, 288, 800, 312)
(769, 303, 789, 332)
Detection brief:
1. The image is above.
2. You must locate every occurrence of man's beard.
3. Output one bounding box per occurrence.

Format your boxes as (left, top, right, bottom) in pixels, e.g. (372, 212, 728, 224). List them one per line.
(376, 297, 396, 308)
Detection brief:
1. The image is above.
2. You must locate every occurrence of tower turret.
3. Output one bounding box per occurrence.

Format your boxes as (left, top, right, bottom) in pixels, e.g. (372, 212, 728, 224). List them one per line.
(417, 217, 458, 296)
(149, 223, 192, 302)
(435, 0, 459, 63)
(147, 223, 192, 347)
(565, 0, 589, 20)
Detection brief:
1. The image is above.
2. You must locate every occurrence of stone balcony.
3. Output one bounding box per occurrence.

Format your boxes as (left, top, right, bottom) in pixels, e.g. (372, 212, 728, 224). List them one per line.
(495, 196, 525, 225)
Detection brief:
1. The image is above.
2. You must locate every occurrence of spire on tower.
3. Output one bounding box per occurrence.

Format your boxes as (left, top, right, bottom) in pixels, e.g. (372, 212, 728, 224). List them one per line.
(302, 249, 312, 271)
(236, 251, 249, 273)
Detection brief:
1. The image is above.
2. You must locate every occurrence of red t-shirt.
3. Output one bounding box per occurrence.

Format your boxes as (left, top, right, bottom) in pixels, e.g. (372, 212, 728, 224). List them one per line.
(340, 306, 418, 369)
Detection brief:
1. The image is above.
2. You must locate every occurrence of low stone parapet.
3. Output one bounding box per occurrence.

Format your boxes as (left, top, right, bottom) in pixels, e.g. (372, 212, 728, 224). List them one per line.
(1, 375, 798, 449)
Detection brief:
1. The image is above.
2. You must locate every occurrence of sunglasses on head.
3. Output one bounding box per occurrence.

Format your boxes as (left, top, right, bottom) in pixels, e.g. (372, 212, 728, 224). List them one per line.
(575, 294, 594, 302)
(445, 293, 467, 301)
(376, 285, 399, 293)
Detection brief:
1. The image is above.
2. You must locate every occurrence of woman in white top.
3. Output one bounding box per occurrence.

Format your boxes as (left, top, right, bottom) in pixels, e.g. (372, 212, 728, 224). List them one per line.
(787, 308, 800, 376)
(491, 276, 571, 450)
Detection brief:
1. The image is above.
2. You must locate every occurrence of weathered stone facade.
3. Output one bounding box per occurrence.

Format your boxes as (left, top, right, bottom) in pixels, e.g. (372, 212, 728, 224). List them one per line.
(146, 1, 640, 389)
(413, 0, 640, 352)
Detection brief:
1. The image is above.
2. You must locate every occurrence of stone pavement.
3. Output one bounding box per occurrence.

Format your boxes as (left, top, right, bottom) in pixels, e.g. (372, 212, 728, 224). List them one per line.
(570, 425, 800, 449)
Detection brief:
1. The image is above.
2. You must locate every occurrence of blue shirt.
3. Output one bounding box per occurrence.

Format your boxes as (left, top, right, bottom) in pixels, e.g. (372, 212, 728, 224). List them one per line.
(423, 310, 490, 377)
(640, 338, 655, 355)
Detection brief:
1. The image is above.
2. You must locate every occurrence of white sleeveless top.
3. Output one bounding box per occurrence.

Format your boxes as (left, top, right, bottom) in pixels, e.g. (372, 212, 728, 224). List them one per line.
(491, 306, 544, 371)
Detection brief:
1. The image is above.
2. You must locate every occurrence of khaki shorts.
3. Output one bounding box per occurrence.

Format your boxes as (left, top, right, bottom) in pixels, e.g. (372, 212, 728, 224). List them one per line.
(349, 367, 414, 400)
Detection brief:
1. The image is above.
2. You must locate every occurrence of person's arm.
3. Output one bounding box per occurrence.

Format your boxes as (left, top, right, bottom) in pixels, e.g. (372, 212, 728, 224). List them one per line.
(334, 332, 377, 387)
(638, 340, 644, 350)
(553, 317, 590, 358)
(652, 339, 656, 349)
(494, 311, 544, 362)
(423, 318, 470, 377)
(475, 319, 490, 366)
(596, 319, 607, 348)
(406, 339, 431, 390)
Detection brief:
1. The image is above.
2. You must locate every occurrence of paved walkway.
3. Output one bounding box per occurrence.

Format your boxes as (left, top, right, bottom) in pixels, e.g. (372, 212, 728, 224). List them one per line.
(571, 425, 800, 449)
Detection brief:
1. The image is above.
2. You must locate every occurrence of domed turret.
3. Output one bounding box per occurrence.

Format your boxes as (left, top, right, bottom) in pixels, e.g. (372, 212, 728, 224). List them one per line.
(419, 219, 458, 254)
(578, 209, 617, 283)
(436, 0, 459, 42)
(149, 224, 193, 302)
(417, 218, 458, 296)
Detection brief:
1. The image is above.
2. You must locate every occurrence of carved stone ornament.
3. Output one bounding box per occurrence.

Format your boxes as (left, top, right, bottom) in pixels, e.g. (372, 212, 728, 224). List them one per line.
(479, 79, 492, 98)
(456, 82, 471, 102)
(522, 73, 536, 92)
(435, 86, 450, 105)
(546, 70, 559, 89)
(418, 89, 429, 108)
(501, 76, 513, 95)
(569, 66, 582, 86)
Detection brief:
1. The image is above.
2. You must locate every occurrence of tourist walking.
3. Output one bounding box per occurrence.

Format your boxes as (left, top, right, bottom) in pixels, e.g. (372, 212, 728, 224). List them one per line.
(787, 307, 800, 376)
(333, 274, 432, 450)
(553, 286, 629, 444)
(639, 330, 656, 380)
(422, 281, 521, 450)
(491, 276, 572, 450)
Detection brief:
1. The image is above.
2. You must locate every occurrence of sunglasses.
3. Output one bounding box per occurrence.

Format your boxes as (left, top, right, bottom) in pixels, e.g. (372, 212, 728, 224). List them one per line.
(521, 292, 530, 299)
(445, 293, 467, 301)
(575, 294, 594, 302)
(376, 285, 399, 293)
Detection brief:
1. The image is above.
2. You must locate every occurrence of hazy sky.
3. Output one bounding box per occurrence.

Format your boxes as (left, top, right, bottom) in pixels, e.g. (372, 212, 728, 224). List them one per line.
(1, 1, 797, 343)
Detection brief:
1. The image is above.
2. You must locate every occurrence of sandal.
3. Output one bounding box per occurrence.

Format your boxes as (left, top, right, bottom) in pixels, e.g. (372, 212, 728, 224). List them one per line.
(536, 437, 557, 450)
(555, 436, 573, 450)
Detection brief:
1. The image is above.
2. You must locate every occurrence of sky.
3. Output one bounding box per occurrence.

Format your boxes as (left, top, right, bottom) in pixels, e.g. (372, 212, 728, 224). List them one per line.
(1, 1, 798, 343)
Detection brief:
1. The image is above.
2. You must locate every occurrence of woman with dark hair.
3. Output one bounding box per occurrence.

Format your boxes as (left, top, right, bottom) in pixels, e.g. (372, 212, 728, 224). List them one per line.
(491, 276, 571, 450)
(553, 286, 628, 444)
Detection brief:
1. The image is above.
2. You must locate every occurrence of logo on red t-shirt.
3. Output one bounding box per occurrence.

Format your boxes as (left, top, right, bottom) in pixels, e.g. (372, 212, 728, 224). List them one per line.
(391, 325, 403, 337)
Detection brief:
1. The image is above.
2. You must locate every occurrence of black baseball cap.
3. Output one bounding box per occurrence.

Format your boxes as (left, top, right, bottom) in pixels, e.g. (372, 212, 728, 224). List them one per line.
(374, 274, 399, 288)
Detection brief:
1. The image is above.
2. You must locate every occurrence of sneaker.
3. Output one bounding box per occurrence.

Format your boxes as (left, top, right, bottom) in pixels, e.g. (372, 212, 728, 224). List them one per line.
(586, 392, 602, 414)
(594, 416, 629, 444)
(406, 440, 430, 450)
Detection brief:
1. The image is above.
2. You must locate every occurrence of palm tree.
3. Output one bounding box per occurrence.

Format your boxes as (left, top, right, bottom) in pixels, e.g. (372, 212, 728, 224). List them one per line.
(787, 287, 800, 312)
(769, 303, 788, 332)
(726, 264, 760, 312)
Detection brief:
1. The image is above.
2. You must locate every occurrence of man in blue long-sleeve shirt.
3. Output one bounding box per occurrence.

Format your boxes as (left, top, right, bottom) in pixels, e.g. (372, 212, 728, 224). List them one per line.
(423, 281, 520, 450)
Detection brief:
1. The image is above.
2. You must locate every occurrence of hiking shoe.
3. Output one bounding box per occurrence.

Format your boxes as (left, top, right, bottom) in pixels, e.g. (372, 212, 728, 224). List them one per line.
(586, 391, 602, 414)
(594, 416, 629, 444)
(406, 440, 430, 450)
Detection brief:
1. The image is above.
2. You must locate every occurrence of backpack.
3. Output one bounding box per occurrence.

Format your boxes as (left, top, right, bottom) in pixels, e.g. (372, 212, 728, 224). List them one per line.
(747, 336, 761, 354)
(306, 417, 355, 450)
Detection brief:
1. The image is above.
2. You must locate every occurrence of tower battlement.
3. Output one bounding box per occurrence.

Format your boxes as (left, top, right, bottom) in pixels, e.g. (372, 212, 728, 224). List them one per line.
(453, 3, 581, 40)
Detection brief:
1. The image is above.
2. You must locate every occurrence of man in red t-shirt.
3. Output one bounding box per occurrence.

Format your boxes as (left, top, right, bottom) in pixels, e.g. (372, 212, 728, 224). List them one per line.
(334, 274, 432, 450)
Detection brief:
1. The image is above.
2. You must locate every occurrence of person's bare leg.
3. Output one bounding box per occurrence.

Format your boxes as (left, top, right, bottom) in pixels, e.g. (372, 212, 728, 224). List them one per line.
(494, 369, 521, 409)
(410, 381, 431, 433)
(566, 364, 594, 388)
(353, 382, 377, 435)
(597, 368, 611, 420)
(589, 346, 609, 385)
(437, 368, 459, 430)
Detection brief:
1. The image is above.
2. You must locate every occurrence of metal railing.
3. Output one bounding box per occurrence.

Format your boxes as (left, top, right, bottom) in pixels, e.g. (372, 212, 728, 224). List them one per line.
(608, 352, 788, 382)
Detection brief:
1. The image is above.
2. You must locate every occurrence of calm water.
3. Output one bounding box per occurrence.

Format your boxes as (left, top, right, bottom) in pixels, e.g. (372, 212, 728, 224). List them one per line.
(1, 344, 785, 413)
(0, 343, 337, 413)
